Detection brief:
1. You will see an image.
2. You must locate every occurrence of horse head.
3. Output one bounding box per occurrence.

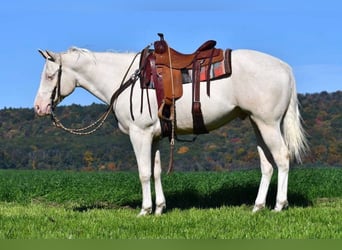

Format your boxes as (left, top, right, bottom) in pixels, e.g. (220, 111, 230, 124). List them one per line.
(34, 49, 77, 116)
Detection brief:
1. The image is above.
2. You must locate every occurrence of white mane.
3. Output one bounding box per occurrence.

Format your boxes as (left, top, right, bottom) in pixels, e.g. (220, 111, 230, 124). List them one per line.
(66, 46, 136, 56)
(67, 46, 90, 53)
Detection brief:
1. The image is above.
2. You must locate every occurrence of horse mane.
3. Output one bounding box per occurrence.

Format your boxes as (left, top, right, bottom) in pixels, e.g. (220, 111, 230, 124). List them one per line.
(68, 46, 91, 53)
(67, 46, 136, 55)
(65, 46, 98, 64)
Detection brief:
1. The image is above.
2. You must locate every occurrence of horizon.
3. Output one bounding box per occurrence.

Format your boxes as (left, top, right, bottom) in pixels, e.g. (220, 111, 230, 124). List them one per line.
(0, 90, 340, 110)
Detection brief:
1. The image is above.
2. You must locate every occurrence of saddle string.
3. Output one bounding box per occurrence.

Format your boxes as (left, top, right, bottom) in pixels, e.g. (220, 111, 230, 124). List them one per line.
(138, 45, 153, 120)
(167, 45, 176, 174)
(50, 51, 142, 135)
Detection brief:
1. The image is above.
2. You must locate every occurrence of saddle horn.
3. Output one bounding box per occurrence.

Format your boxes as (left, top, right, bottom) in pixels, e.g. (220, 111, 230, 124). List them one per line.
(154, 33, 168, 54)
(157, 33, 164, 41)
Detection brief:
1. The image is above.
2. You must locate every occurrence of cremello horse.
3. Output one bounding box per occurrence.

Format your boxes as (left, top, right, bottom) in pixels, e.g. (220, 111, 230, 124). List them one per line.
(34, 46, 307, 216)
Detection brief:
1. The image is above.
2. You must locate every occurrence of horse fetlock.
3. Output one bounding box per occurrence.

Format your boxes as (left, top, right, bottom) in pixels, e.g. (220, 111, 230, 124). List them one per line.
(137, 207, 152, 217)
(155, 202, 166, 216)
(252, 203, 265, 213)
(274, 200, 289, 212)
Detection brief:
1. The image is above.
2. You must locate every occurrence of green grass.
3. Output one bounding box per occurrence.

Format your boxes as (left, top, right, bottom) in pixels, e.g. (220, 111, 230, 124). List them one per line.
(0, 168, 341, 239)
(0, 199, 341, 239)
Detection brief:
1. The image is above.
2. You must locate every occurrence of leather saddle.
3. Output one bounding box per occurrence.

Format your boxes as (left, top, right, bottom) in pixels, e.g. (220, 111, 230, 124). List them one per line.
(140, 33, 232, 136)
(154, 38, 221, 69)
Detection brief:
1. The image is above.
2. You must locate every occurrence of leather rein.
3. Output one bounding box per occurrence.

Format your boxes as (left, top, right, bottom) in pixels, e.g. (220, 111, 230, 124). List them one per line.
(50, 51, 142, 135)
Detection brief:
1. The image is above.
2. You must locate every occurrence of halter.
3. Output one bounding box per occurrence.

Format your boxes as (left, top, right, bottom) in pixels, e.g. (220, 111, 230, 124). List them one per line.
(50, 62, 63, 110)
(50, 51, 142, 135)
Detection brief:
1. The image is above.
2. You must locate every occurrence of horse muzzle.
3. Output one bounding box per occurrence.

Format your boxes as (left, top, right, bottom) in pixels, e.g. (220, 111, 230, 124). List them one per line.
(34, 103, 52, 116)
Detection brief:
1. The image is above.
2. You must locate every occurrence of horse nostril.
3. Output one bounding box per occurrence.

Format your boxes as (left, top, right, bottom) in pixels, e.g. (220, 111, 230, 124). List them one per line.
(46, 104, 52, 113)
(35, 105, 40, 113)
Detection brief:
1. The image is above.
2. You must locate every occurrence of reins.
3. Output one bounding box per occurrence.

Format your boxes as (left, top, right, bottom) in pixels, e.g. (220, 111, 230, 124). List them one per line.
(50, 51, 142, 135)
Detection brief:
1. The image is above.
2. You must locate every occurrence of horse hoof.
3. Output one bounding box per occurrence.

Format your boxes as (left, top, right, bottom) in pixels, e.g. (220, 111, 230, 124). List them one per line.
(155, 203, 166, 216)
(252, 204, 265, 213)
(274, 200, 289, 212)
(137, 207, 152, 217)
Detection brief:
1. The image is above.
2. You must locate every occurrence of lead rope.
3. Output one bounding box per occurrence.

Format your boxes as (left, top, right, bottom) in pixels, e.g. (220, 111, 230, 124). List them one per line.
(51, 107, 112, 135)
(167, 46, 175, 174)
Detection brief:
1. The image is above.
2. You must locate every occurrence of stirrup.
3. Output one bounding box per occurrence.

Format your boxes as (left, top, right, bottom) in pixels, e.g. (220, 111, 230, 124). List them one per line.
(158, 101, 174, 121)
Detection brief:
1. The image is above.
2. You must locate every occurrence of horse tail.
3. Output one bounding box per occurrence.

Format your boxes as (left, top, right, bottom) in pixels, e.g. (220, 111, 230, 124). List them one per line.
(282, 71, 309, 163)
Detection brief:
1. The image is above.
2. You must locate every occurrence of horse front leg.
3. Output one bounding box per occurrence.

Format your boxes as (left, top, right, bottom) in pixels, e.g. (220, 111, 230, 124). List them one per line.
(152, 140, 166, 215)
(129, 126, 153, 216)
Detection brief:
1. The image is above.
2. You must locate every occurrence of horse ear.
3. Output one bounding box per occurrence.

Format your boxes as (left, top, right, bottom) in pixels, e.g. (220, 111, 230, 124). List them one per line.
(45, 50, 57, 62)
(38, 49, 50, 59)
(38, 49, 57, 62)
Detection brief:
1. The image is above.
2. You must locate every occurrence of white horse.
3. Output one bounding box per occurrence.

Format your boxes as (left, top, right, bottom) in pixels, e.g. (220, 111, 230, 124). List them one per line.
(34, 46, 307, 216)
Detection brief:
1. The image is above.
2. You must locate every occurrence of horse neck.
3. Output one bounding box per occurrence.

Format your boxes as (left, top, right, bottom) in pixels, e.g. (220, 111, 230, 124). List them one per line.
(64, 51, 139, 104)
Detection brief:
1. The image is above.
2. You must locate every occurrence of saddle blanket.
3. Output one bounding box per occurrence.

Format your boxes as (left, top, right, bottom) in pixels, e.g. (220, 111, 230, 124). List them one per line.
(181, 60, 228, 84)
(144, 50, 232, 89)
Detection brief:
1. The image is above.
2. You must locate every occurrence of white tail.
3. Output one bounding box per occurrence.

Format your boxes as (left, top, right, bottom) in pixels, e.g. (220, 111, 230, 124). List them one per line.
(282, 73, 309, 163)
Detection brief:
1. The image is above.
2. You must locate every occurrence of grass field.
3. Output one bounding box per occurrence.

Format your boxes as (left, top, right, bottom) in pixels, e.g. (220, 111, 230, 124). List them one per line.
(0, 168, 341, 239)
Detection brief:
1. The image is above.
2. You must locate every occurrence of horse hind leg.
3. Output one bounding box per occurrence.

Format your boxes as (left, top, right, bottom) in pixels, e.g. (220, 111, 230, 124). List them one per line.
(253, 145, 274, 212)
(250, 117, 290, 212)
(250, 118, 274, 212)
(152, 140, 166, 215)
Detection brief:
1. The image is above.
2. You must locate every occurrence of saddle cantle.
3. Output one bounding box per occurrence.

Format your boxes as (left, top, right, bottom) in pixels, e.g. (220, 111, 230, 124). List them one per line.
(154, 38, 220, 70)
(140, 33, 232, 136)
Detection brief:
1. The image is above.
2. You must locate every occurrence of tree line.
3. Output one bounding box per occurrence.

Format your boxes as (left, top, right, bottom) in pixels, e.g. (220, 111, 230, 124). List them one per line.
(0, 91, 341, 171)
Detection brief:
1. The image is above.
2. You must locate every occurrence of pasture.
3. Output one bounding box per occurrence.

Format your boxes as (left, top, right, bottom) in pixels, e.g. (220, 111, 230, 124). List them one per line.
(0, 168, 341, 239)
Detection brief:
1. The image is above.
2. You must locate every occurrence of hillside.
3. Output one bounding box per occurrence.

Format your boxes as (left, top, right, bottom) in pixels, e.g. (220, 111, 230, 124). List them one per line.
(0, 91, 341, 171)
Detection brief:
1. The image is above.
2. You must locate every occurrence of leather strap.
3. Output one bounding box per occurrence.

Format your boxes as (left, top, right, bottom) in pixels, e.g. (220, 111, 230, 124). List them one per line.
(206, 48, 215, 97)
(192, 59, 208, 134)
(192, 60, 201, 103)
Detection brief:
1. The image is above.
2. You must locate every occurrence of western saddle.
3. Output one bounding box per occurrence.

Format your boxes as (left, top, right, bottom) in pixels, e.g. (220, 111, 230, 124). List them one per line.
(140, 33, 232, 136)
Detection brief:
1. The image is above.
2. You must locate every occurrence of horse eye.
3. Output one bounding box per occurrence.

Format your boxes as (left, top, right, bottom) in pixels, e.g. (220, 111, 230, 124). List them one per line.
(46, 74, 55, 81)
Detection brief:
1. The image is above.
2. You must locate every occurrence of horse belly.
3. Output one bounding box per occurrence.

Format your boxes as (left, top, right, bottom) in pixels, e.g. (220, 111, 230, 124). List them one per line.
(175, 78, 236, 134)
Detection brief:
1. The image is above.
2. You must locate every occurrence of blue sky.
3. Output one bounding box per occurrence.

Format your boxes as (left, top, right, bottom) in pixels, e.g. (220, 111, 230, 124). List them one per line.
(0, 0, 341, 108)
